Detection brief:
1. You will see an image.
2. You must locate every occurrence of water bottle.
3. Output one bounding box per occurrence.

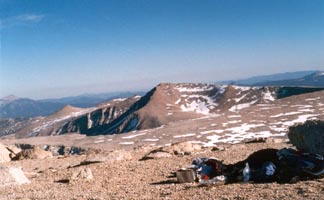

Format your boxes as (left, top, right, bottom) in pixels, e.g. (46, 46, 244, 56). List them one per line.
(243, 162, 251, 182)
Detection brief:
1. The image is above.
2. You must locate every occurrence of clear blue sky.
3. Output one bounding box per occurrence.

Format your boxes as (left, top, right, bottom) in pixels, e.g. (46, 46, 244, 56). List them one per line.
(1, 0, 324, 99)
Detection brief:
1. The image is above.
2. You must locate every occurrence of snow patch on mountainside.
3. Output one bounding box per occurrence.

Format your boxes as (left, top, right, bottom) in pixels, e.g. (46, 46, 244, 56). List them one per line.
(175, 85, 214, 92)
(175, 84, 225, 115)
(229, 100, 258, 112)
(262, 90, 275, 102)
(113, 98, 127, 102)
(180, 97, 216, 114)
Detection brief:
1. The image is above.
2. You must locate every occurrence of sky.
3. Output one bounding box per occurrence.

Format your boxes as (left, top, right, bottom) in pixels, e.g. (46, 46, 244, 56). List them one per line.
(1, 0, 324, 99)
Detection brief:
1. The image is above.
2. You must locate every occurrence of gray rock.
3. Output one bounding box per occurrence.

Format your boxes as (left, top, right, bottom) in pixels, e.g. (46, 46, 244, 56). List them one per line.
(288, 120, 324, 155)
(0, 166, 30, 186)
(141, 151, 172, 160)
(82, 150, 132, 164)
(265, 138, 287, 144)
(0, 143, 11, 163)
(71, 167, 93, 180)
(163, 141, 202, 155)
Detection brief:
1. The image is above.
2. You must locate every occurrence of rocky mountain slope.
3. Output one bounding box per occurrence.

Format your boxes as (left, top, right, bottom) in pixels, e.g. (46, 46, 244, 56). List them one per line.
(0, 118, 32, 137)
(4, 87, 323, 151)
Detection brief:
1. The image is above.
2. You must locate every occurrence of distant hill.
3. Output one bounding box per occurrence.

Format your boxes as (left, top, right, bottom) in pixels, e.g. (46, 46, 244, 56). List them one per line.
(253, 72, 324, 87)
(218, 70, 318, 85)
(0, 91, 145, 118)
(42, 91, 146, 108)
(0, 95, 19, 106)
(0, 98, 65, 118)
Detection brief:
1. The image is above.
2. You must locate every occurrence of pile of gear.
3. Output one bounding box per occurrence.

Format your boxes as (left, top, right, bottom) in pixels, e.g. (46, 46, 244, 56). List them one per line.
(179, 148, 324, 185)
(176, 120, 324, 185)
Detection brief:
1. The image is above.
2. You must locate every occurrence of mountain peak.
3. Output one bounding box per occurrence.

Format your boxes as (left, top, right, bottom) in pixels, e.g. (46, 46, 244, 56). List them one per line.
(61, 104, 81, 112)
(50, 105, 83, 118)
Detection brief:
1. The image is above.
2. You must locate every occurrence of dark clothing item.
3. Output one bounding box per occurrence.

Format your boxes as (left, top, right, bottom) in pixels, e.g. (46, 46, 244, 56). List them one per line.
(253, 161, 277, 183)
(223, 149, 279, 183)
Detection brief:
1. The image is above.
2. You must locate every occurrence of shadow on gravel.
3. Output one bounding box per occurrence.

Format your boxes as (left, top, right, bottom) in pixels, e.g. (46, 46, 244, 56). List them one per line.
(68, 160, 103, 168)
(55, 179, 70, 184)
(150, 180, 178, 185)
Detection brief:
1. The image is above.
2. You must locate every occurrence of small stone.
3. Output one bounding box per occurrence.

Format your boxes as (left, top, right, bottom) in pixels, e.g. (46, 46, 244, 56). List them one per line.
(83, 150, 132, 164)
(71, 167, 93, 180)
(265, 138, 286, 144)
(141, 151, 172, 160)
(211, 146, 225, 151)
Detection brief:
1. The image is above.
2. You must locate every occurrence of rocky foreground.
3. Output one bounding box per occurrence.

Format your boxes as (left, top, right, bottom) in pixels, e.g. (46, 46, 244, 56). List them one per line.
(0, 139, 323, 200)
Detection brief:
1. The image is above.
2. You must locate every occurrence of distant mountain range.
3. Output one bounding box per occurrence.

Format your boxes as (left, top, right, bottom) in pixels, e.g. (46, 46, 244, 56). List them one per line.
(252, 71, 324, 87)
(218, 70, 321, 86)
(42, 91, 146, 108)
(1, 70, 323, 119)
(0, 98, 65, 118)
(0, 91, 145, 118)
(3, 83, 324, 138)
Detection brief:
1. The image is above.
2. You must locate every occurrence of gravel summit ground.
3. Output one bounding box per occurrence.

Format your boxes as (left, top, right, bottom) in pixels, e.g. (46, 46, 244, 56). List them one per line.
(0, 141, 323, 200)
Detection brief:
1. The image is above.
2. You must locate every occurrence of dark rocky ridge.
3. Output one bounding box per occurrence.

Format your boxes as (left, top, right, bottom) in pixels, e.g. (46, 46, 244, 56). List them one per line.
(57, 97, 139, 135)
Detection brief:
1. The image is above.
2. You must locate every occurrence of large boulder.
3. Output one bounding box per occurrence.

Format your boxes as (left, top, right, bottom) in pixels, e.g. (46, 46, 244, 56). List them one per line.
(0, 143, 11, 163)
(0, 166, 30, 186)
(288, 120, 324, 155)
